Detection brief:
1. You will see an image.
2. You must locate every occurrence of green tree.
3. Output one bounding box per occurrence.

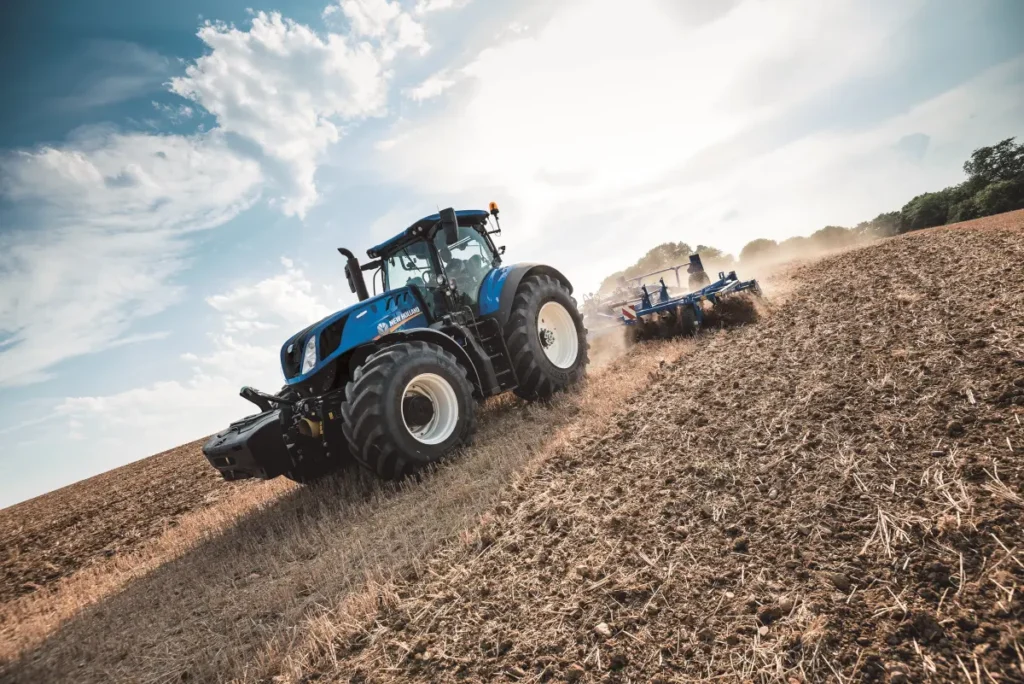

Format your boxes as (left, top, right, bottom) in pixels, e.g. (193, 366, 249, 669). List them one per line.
(739, 238, 779, 263)
(598, 241, 695, 293)
(856, 211, 899, 237)
(899, 189, 955, 232)
(808, 225, 857, 248)
(779, 235, 809, 251)
(694, 244, 735, 270)
(963, 137, 1024, 185)
(630, 242, 693, 275)
(971, 178, 1024, 216)
(946, 198, 981, 224)
(694, 244, 726, 259)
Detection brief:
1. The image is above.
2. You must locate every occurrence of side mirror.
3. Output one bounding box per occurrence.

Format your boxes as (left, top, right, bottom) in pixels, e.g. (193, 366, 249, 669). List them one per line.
(439, 207, 459, 245)
(499, 245, 506, 255)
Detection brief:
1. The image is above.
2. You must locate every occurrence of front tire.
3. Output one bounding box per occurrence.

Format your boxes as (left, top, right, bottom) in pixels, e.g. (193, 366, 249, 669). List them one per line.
(341, 341, 477, 479)
(506, 275, 589, 400)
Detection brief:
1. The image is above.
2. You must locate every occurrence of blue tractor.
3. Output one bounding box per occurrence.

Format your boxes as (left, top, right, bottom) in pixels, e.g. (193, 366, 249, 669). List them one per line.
(202, 205, 589, 483)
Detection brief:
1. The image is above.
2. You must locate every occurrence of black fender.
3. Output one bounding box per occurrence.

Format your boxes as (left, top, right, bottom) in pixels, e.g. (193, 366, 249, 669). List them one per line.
(494, 264, 574, 328)
(373, 328, 483, 394)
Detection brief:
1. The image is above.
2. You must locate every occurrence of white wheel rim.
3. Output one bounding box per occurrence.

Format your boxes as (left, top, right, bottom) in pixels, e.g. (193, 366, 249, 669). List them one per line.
(402, 373, 459, 445)
(537, 301, 579, 369)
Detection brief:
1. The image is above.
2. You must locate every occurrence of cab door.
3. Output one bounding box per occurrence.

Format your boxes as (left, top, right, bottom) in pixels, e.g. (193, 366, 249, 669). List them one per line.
(382, 241, 448, 322)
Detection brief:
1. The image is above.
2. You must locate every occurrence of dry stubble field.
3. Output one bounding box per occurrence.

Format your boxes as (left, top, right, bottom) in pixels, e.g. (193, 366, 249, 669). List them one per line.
(2, 210, 1023, 683)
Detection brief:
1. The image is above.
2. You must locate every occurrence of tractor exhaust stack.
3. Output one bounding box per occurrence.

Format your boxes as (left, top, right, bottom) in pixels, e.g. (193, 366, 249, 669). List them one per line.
(338, 248, 370, 301)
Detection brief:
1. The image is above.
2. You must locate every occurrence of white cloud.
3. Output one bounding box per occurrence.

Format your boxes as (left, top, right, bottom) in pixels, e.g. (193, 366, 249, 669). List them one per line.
(172, 6, 431, 217)
(1, 0, 471, 390)
(56, 259, 334, 465)
(680, 55, 1024, 250)
(331, 0, 430, 60)
(0, 128, 262, 387)
(341, 0, 400, 36)
(207, 257, 334, 333)
(405, 70, 459, 101)
(340, 0, 428, 55)
(415, 0, 471, 14)
(170, 12, 389, 218)
(152, 101, 195, 123)
(374, 136, 403, 151)
(366, 0, 1024, 292)
(378, 0, 920, 195)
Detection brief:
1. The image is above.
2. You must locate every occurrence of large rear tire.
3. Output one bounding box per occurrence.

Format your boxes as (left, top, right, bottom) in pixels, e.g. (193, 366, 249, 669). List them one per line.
(506, 274, 589, 400)
(341, 341, 477, 479)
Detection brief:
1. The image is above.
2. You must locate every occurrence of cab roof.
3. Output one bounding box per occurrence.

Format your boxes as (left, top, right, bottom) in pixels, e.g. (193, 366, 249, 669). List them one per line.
(367, 209, 490, 259)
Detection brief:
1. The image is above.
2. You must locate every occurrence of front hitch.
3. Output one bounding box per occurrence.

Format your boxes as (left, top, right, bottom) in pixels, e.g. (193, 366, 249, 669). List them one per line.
(240, 385, 295, 412)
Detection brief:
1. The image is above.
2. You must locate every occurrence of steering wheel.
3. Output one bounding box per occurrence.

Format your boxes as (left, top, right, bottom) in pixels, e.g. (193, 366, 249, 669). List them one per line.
(465, 254, 485, 278)
(446, 257, 468, 280)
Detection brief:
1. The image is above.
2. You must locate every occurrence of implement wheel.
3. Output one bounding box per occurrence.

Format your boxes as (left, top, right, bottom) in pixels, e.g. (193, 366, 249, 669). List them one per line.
(627, 319, 657, 345)
(658, 314, 678, 339)
(506, 274, 589, 400)
(679, 306, 699, 337)
(342, 341, 477, 479)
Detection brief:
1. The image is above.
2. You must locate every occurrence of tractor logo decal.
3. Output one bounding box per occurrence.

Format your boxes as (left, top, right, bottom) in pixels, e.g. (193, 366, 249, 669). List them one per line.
(374, 306, 423, 339)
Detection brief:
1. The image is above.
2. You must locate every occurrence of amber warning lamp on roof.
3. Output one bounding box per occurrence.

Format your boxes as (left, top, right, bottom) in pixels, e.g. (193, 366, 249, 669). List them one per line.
(487, 201, 502, 235)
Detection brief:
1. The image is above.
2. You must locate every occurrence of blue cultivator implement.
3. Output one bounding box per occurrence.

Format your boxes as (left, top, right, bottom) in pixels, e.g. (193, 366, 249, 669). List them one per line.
(582, 260, 695, 341)
(621, 255, 763, 342)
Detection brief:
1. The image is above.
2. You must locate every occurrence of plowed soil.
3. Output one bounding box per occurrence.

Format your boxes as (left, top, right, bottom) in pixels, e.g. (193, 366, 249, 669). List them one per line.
(0, 440, 258, 603)
(2, 211, 1023, 683)
(314, 212, 1024, 682)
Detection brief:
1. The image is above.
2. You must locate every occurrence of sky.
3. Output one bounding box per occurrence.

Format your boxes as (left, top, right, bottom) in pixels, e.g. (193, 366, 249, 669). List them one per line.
(1, 0, 1022, 507)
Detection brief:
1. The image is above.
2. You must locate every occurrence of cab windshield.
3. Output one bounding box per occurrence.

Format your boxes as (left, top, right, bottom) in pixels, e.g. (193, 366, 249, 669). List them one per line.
(384, 241, 438, 291)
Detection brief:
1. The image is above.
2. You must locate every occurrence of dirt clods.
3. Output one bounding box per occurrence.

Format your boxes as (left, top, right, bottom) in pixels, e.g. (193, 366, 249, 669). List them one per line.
(304, 212, 1024, 683)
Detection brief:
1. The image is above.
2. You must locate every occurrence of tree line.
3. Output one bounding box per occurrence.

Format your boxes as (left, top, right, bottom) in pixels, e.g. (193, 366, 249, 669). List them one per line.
(598, 137, 1024, 293)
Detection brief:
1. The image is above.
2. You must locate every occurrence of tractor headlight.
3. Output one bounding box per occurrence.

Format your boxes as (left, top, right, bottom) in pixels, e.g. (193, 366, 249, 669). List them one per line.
(300, 336, 317, 374)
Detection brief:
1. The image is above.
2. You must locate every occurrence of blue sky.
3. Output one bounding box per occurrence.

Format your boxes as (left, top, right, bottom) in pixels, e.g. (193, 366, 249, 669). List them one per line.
(1, 0, 1022, 507)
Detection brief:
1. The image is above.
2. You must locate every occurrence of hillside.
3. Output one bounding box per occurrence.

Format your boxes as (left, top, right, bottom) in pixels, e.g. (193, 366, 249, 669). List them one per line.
(2, 210, 1023, 683)
(0, 440, 262, 603)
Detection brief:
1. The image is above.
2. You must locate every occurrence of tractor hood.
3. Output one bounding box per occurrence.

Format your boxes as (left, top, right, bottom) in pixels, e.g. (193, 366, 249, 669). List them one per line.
(280, 287, 428, 386)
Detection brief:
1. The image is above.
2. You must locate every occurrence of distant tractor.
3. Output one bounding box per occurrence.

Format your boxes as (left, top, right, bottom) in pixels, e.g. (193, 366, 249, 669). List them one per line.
(203, 205, 589, 483)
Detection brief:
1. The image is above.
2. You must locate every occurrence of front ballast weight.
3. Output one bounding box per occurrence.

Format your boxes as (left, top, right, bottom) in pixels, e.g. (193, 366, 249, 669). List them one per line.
(622, 269, 763, 343)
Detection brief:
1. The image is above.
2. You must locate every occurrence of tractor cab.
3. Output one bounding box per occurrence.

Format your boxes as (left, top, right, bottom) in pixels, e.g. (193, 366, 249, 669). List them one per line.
(343, 206, 504, 318)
